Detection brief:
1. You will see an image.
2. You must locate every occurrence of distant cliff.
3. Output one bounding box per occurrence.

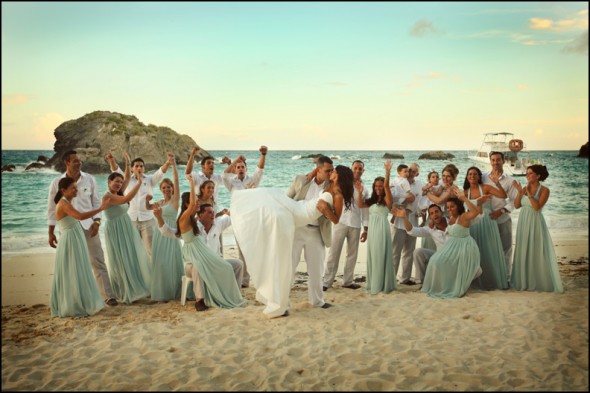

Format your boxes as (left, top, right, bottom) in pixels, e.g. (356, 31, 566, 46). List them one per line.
(46, 111, 211, 173)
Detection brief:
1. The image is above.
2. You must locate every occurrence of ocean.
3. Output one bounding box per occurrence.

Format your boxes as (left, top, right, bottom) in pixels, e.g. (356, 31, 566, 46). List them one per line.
(2, 149, 588, 255)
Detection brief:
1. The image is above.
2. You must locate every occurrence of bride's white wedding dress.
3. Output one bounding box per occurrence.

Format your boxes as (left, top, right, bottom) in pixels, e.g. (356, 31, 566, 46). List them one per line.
(230, 188, 333, 318)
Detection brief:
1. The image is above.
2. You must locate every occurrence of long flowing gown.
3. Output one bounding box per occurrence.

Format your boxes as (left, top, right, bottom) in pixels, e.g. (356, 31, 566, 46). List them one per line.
(366, 203, 396, 294)
(103, 201, 152, 304)
(421, 221, 481, 298)
(512, 186, 564, 292)
(230, 188, 333, 318)
(150, 202, 184, 301)
(467, 186, 509, 290)
(50, 216, 106, 317)
(180, 231, 245, 308)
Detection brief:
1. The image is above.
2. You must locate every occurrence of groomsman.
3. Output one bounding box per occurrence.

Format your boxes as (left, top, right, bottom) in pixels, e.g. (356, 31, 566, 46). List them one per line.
(222, 145, 268, 288)
(185, 145, 230, 201)
(287, 155, 334, 310)
(482, 151, 519, 285)
(395, 204, 449, 284)
(322, 160, 369, 291)
(222, 145, 267, 192)
(106, 152, 171, 263)
(47, 150, 118, 306)
(390, 163, 422, 285)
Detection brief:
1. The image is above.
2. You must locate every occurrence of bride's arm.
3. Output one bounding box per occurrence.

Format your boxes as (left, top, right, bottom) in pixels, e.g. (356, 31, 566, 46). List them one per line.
(317, 193, 343, 224)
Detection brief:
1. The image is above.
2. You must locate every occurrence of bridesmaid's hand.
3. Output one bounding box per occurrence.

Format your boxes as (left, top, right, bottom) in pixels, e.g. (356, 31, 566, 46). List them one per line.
(153, 203, 163, 220)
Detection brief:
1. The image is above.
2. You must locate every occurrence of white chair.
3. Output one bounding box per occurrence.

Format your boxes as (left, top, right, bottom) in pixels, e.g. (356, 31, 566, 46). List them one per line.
(181, 275, 193, 306)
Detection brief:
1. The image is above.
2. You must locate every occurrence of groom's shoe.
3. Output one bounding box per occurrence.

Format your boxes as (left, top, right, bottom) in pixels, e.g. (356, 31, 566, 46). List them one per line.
(321, 303, 333, 309)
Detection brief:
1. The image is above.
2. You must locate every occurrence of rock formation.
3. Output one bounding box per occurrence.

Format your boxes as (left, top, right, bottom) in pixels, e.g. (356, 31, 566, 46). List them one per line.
(577, 142, 588, 158)
(45, 111, 210, 174)
(382, 153, 404, 159)
(418, 151, 455, 160)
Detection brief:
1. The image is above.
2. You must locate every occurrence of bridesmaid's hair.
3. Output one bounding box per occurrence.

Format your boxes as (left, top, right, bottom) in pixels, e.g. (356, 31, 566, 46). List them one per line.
(462, 166, 483, 190)
(442, 163, 459, 180)
(177, 191, 199, 238)
(54, 177, 76, 204)
(160, 178, 174, 193)
(528, 165, 549, 181)
(365, 176, 386, 207)
(107, 172, 125, 196)
(199, 180, 216, 204)
(335, 165, 354, 211)
(446, 197, 465, 215)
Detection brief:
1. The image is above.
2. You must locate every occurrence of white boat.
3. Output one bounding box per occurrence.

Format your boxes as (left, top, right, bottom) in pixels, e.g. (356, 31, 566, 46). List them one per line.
(468, 132, 538, 177)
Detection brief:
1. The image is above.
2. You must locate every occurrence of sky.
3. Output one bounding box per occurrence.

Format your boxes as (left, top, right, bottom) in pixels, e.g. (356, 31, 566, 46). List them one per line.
(2, 2, 588, 151)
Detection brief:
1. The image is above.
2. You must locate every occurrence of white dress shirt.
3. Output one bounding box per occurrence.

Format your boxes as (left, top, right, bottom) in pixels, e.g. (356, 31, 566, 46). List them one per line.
(482, 171, 519, 225)
(306, 178, 325, 227)
(196, 215, 231, 257)
(406, 219, 450, 250)
(339, 181, 369, 229)
(115, 166, 164, 221)
(222, 167, 264, 193)
(186, 170, 223, 200)
(47, 171, 102, 230)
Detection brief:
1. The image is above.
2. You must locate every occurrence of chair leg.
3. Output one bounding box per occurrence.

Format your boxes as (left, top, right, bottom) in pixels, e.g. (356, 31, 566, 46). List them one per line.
(181, 276, 190, 306)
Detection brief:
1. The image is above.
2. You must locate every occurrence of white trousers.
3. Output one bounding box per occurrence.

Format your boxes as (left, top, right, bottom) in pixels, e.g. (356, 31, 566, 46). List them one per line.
(292, 226, 326, 307)
(83, 227, 115, 300)
(323, 223, 361, 287)
(496, 219, 513, 283)
(133, 218, 155, 264)
(391, 226, 417, 282)
(413, 248, 436, 283)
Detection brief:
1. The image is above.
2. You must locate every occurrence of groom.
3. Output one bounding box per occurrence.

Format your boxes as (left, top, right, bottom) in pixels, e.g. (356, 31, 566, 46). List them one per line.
(287, 155, 334, 312)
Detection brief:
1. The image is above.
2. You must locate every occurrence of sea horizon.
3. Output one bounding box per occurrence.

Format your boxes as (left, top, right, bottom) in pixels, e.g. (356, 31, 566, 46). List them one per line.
(2, 149, 588, 256)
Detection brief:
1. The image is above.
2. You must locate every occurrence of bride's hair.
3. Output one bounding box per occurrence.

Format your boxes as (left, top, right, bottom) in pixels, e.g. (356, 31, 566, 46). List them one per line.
(335, 165, 354, 211)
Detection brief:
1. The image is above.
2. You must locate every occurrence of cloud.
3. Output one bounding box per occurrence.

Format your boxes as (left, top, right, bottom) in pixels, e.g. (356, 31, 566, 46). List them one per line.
(405, 72, 448, 90)
(2, 94, 29, 105)
(32, 112, 65, 145)
(528, 11, 588, 32)
(529, 18, 553, 30)
(517, 84, 529, 90)
(562, 30, 588, 54)
(409, 19, 440, 37)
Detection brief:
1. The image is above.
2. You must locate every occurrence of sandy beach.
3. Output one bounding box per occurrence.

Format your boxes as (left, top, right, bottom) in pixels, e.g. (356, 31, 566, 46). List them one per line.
(2, 235, 588, 391)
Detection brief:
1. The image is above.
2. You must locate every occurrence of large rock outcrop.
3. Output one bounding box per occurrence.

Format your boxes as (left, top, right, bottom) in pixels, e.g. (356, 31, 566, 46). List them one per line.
(46, 111, 211, 173)
(418, 151, 455, 160)
(577, 142, 588, 158)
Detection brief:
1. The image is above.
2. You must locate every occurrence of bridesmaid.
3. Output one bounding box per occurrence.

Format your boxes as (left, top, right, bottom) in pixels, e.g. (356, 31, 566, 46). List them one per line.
(103, 152, 151, 304)
(146, 152, 184, 302)
(462, 166, 509, 290)
(198, 180, 220, 216)
(358, 160, 396, 295)
(512, 165, 564, 292)
(173, 176, 245, 311)
(420, 189, 482, 299)
(51, 177, 111, 317)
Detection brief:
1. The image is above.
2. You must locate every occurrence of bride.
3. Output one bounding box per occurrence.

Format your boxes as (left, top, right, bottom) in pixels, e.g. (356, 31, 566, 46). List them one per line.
(230, 165, 354, 318)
